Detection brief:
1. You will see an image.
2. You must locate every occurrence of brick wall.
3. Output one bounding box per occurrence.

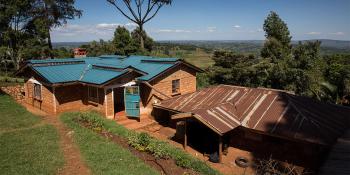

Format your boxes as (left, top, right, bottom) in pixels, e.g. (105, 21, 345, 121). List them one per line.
(105, 88, 114, 118)
(24, 80, 55, 114)
(140, 63, 197, 112)
(24, 79, 107, 116)
(55, 84, 105, 114)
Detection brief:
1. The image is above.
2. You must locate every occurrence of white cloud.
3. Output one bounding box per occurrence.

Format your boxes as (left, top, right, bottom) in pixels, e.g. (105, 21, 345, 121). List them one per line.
(306, 32, 321, 35)
(124, 22, 138, 30)
(96, 23, 122, 30)
(233, 25, 241, 28)
(207, 27, 216, 32)
(155, 29, 192, 33)
(52, 22, 142, 40)
(329, 32, 345, 35)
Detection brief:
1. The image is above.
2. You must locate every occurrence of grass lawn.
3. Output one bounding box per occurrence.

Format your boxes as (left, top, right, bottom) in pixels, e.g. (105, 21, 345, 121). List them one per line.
(0, 95, 40, 131)
(61, 112, 159, 175)
(183, 50, 214, 69)
(61, 112, 221, 175)
(0, 94, 64, 175)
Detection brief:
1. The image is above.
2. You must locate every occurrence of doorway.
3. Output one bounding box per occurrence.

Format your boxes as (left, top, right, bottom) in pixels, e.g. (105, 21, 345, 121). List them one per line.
(113, 87, 125, 115)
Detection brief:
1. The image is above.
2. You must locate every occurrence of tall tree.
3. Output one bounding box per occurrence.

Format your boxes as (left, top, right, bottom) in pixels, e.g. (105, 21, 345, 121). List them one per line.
(113, 26, 134, 55)
(107, 0, 171, 50)
(131, 27, 154, 52)
(261, 11, 292, 62)
(31, 0, 82, 58)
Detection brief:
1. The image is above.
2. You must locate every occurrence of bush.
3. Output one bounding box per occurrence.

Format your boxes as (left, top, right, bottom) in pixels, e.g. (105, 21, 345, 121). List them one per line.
(127, 132, 149, 151)
(127, 132, 170, 159)
(174, 154, 192, 168)
(146, 140, 171, 159)
(78, 112, 104, 132)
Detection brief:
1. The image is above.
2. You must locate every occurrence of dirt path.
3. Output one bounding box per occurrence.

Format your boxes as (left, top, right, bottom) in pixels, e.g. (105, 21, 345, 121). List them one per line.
(23, 103, 91, 175)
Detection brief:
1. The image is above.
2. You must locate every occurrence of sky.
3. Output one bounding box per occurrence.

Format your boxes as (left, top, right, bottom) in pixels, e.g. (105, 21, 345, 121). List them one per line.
(51, 0, 350, 42)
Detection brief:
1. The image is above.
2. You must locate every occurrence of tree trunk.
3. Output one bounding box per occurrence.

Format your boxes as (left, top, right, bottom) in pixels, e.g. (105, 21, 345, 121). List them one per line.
(139, 24, 145, 50)
(44, 2, 54, 59)
(47, 29, 54, 59)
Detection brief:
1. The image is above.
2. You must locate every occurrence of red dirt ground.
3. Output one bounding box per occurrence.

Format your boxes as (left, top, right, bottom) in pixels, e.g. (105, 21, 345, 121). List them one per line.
(21, 103, 91, 175)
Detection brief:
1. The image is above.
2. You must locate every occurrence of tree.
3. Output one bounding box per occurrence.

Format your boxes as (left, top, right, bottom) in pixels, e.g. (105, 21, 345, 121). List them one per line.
(0, 0, 37, 69)
(31, 0, 82, 58)
(261, 11, 292, 62)
(112, 26, 134, 55)
(131, 27, 154, 52)
(107, 0, 171, 50)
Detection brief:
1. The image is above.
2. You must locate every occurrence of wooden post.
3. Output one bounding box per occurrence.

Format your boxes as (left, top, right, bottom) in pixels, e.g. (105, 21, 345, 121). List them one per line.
(219, 136, 223, 163)
(184, 118, 187, 150)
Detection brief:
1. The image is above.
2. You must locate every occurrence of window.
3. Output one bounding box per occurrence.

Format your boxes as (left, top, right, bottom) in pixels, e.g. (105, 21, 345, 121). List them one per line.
(88, 86, 98, 102)
(172, 79, 180, 94)
(33, 83, 41, 100)
(125, 86, 139, 95)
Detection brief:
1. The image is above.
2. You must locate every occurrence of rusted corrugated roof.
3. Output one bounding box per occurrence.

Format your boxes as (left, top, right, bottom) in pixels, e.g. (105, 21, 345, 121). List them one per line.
(155, 85, 350, 145)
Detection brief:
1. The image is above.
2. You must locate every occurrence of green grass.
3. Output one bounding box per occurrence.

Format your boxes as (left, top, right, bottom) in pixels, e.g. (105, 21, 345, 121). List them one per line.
(0, 94, 64, 175)
(151, 49, 214, 69)
(61, 112, 221, 175)
(60, 112, 159, 175)
(183, 50, 214, 69)
(0, 125, 64, 175)
(0, 95, 40, 131)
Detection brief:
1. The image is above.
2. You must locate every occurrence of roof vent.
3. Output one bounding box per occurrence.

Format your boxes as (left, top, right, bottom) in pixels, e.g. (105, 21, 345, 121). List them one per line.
(99, 55, 126, 59)
(141, 58, 178, 64)
(30, 59, 85, 67)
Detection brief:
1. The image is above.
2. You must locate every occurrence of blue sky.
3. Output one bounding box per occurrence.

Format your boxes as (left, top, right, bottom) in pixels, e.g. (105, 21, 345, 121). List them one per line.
(51, 0, 350, 42)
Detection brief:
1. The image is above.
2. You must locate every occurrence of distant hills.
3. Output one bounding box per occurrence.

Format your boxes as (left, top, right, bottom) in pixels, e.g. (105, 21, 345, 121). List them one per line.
(158, 39, 350, 49)
(53, 39, 350, 54)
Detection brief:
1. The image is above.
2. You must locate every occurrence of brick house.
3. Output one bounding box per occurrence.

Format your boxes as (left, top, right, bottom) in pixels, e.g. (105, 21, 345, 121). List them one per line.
(16, 55, 202, 119)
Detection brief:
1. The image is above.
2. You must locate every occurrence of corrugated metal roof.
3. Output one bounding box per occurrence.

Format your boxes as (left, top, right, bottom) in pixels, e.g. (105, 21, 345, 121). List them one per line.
(33, 64, 85, 83)
(29, 58, 83, 64)
(155, 85, 350, 145)
(319, 129, 350, 175)
(26, 55, 181, 85)
(80, 68, 128, 84)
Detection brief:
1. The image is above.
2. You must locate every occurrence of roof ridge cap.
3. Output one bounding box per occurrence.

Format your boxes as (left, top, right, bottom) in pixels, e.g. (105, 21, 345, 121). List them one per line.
(79, 64, 91, 81)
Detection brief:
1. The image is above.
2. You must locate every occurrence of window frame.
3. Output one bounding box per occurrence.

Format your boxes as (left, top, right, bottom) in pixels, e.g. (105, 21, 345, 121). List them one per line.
(88, 86, 99, 102)
(171, 79, 180, 95)
(33, 83, 42, 100)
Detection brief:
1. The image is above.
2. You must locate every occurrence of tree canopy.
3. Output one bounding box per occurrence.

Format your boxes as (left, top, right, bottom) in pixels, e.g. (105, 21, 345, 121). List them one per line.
(203, 11, 350, 106)
(107, 0, 171, 49)
(261, 11, 292, 61)
(0, 0, 80, 71)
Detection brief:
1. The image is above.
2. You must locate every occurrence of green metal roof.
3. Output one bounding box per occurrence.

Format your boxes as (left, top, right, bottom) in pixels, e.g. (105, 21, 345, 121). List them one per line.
(27, 55, 181, 85)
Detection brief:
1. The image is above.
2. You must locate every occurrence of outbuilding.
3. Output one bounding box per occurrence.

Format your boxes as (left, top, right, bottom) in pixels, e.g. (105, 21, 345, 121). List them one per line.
(153, 85, 350, 169)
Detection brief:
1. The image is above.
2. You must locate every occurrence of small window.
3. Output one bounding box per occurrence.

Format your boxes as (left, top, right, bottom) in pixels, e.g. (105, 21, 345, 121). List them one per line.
(172, 79, 180, 94)
(33, 83, 41, 100)
(88, 86, 98, 102)
(125, 86, 139, 95)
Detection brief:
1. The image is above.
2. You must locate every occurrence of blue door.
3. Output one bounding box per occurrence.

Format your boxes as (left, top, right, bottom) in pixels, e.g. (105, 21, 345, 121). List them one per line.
(124, 86, 140, 117)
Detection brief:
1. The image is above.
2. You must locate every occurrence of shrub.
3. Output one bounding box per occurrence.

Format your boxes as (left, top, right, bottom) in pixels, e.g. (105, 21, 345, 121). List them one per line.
(174, 154, 192, 168)
(146, 140, 170, 159)
(78, 112, 104, 131)
(127, 132, 148, 151)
